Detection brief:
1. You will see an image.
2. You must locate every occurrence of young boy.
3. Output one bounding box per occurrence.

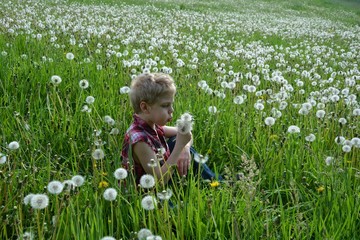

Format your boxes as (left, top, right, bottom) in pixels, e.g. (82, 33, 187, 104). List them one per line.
(121, 73, 219, 185)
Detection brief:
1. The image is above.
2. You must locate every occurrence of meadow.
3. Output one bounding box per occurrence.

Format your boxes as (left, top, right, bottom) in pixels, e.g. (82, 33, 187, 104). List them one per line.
(0, 0, 359, 239)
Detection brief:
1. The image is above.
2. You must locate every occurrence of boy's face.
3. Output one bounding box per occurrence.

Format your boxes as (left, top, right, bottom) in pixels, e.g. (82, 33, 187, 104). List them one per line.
(147, 93, 175, 126)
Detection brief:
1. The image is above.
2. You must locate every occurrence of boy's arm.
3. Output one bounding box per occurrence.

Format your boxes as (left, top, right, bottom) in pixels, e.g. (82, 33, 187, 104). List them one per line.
(163, 126, 177, 137)
(133, 131, 192, 184)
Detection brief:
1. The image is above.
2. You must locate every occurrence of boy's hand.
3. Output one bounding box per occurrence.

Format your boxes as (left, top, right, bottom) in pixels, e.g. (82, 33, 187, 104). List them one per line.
(177, 146, 191, 176)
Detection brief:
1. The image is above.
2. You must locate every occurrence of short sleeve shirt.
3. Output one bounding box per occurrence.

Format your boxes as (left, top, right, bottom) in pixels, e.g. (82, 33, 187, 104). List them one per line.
(121, 114, 170, 183)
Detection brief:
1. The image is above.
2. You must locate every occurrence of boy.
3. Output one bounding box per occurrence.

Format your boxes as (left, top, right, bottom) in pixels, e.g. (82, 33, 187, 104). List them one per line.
(121, 73, 219, 185)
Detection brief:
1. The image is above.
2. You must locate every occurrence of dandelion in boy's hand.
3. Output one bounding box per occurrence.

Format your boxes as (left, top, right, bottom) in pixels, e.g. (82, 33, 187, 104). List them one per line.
(30, 194, 49, 209)
(208, 106, 217, 114)
(137, 228, 152, 240)
(120, 86, 130, 94)
(92, 148, 105, 160)
(85, 96, 95, 104)
(305, 134, 316, 142)
(79, 79, 89, 89)
(50, 75, 62, 85)
(66, 52, 74, 60)
(71, 175, 85, 187)
(194, 153, 209, 164)
(287, 125, 300, 134)
(8, 141, 20, 150)
(0, 153, 6, 164)
(47, 181, 64, 195)
(23, 194, 34, 205)
(140, 174, 155, 189)
(264, 117, 275, 126)
(157, 189, 173, 200)
(103, 188, 117, 201)
(114, 167, 128, 180)
(98, 181, 109, 188)
(141, 195, 157, 210)
(176, 112, 193, 134)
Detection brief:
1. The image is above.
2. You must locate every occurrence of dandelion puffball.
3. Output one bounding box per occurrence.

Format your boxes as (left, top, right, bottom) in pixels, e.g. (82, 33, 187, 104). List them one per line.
(139, 174, 155, 189)
(137, 228, 153, 240)
(92, 149, 105, 160)
(47, 181, 64, 195)
(0, 153, 6, 164)
(8, 141, 20, 150)
(114, 168, 128, 180)
(287, 125, 300, 134)
(30, 194, 49, 209)
(79, 79, 89, 89)
(141, 195, 157, 210)
(103, 188, 118, 201)
(71, 175, 85, 187)
(50, 75, 62, 85)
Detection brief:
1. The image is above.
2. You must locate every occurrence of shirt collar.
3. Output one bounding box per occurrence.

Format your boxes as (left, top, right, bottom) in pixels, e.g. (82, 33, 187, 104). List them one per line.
(133, 114, 158, 136)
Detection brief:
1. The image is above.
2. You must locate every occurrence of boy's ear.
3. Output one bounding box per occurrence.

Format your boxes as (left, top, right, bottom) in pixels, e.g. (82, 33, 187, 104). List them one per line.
(140, 101, 150, 113)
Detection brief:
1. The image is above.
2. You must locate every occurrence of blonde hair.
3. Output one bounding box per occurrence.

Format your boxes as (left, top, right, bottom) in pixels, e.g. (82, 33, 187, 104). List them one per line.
(129, 73, 176, 113)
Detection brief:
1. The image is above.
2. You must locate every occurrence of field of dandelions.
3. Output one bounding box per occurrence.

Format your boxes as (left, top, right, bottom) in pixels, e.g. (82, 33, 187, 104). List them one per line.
(1, 0, 360, 239)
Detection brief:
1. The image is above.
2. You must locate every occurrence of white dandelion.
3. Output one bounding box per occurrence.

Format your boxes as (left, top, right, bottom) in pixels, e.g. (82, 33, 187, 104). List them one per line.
(120, 86, 131, 94)
(335, 136, 346, 145)
(114, 168, 128, 180)
(30, 194, 49, 209)
(23, 194, 35, 205)
(264, 117, 275, 126)
(81, 105, 91, 113)
(50, 75, 62, 85)
(109, 128, 120, 135)
(141, 195, 157, 210)
(92, 149, 105, 160)
(104, 115, 115, 125)
(85, 96, 95, 104)
(342, 145, 351, 153)
(146, 236, 162, 240)
(47, 181, 64, 195)
(71, 175, 85, 187)
(353, 108, 360, 116)
(157, 189, 173, 200)
(101, 237, 116, 240)
(287, 125, 300, 134)
(62, 180, 76, 191)
(140, 174, 155, 189)
(66, 52, 74, 60)
(137, 228, 152, 240)
(176, 119, 192, 135)
(194, 153, 209, 164)
(233, 96, 244, 105)
(325, 156, 334, 166)
(79, 79, 89, 89)
(305, 134, 316, 142)
(0, 153, 6, 164)
(18, 231, 34, 240)
(351, 137, 360, 148)
(103, 188, 118, 201)
(316, 110, 326, 119)
(208, 106, 217, 114)
(8, 141, 20, 150)
(338, 118, 347, 125)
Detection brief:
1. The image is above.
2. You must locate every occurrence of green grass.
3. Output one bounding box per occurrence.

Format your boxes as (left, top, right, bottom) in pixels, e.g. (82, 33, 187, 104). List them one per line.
(1, 0, 360, 239)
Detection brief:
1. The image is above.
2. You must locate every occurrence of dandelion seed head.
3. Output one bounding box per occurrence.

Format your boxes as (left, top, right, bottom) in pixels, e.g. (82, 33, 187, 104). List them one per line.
(101, 237, 116, 240)
(0, 153, 7, 164)
(157, 189, 173, 200)
(342, 145, 351, 153)
(92, 149, 105, 160)
(140, 174, 155, 189)
(47, 180, 64, 195)
(120, 86, 131, 94)
(208, 106, 217, 114)
(335, 136, 346, 145)
(50, 75, 62, 85)
(264, 117, 275, 126)
(141, 195, 157, 210)
(114, 168, 128, 180)
(62, 180, 76, 191)
(103, 188, 117, 201)
(287, 125, 300, 134)
(137, 228, 152, 240)
(66, 52, 74, 60)
(85, 96, 95, 104)
(8, 141, 20, 150)
(71, 175, 85, 187)
(79, 79, 89, 89)
(316, 110, 326, 119)
(30, 194, 49, 209)
(194, 153, 209, 164)
(23, 194, 34, 205)
(233, 96, 244, 104)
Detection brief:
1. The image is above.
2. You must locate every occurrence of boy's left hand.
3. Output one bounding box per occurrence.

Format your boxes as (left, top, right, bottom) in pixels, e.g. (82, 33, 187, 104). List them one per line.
(177, 146, 191, 176)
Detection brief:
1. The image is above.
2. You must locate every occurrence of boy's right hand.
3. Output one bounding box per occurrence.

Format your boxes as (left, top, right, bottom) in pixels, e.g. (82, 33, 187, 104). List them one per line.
(175, 131, 192, 148)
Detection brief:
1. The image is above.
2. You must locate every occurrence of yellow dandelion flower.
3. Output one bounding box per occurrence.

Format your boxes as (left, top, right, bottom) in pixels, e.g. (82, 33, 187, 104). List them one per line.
(269, 134, 279, 141)
(98, 181, 109, 188)
(210, 181, 220, 188)
(101, 171, 108, 176)
(207, 149, 212, 154)
(316, 185, 325, 193)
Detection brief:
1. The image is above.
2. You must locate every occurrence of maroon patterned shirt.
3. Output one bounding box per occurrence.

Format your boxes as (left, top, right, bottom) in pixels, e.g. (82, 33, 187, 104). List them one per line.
(121, 114, 170, 183)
